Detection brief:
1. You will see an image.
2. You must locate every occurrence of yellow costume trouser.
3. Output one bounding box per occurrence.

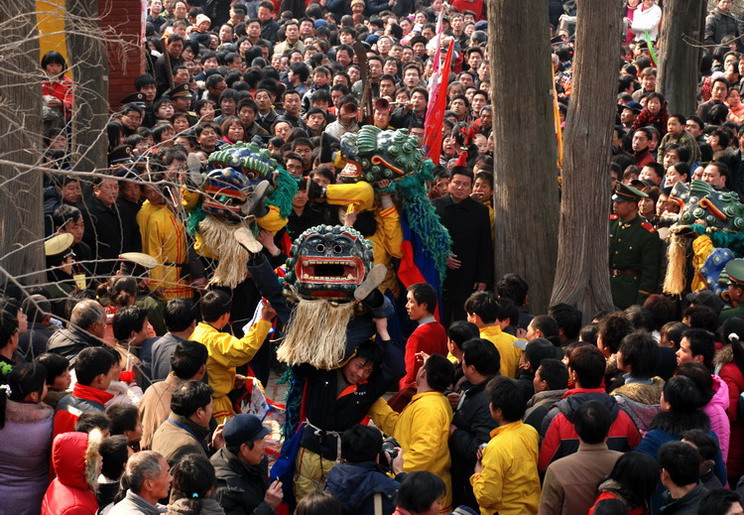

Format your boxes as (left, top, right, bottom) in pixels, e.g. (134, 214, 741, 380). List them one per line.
(294, 447, 337, 500)
(212, 395, 235, 422)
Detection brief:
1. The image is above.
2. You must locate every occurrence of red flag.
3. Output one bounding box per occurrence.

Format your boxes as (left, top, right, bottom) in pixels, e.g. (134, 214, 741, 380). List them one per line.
(423, 41, 455, 165)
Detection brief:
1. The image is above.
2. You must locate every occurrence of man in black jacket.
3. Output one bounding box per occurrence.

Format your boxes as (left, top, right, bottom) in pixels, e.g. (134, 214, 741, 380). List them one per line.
(212, 414, 283, 515)
(449, 338, 499, 509)
(82, 176, 126, 278)
(433, 167, 493, 323)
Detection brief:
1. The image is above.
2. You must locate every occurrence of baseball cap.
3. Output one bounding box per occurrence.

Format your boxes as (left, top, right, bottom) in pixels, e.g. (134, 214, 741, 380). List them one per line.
(223, 414, 271, 448)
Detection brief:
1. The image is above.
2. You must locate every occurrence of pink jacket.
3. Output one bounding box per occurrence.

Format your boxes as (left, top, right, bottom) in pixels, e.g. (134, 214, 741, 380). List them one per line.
(704, 375, 730, 462)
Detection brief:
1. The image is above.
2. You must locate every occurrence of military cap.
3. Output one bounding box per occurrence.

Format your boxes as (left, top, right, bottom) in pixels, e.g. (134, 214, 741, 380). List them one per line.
(725, 259, 744, 287)
(45, 233, 74, 260)
(612, 182, 648, 203)
(165, 83, 194, 99)
(109, 145, 135, 166)
(121, 93, 146, 108)
(119, 252, 158, 277)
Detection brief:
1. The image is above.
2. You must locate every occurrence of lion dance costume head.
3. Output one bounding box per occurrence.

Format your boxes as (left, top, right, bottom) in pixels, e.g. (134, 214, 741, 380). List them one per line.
(277, 224, 375, 369)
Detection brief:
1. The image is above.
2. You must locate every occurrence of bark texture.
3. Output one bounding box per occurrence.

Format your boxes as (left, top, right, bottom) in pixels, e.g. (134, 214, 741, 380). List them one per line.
(550, 0, 623, 320)
(489, 0, 559, 314)
(66, 0, 109, 173)
(657, 0, 705, 116)
(0, 2, 44, 285)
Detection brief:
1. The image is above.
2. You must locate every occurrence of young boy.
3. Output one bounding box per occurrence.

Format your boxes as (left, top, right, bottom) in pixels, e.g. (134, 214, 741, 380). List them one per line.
(471, 377, 540, 515)
(189, 290, 274, 421)
(464, 292, 521, 378)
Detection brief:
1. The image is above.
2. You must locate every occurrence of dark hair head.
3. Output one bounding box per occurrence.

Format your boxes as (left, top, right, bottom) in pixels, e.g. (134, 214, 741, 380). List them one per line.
(164, 299, 197, 333)
(171, 340, 209, 380)
(598, 313, 633, 354)
(296, 490, 342, 515)
(0, 363, 46, 428)
(659, 441, 700, 487)
(74, 347, 116, 386)
(407, 283, 437, 313)
(112, 305, 148, 342)
(341, 424, 383, 463)
(574, 400, 612, 444)
(75, 412, 112, 433)
(683, 304, 719, 333)
(106, 404, 139, 435)
(548, 303, 582, 340)
(41, 50, 67, 70)
(0, 304, 18, 349)
(568, 345, 606, 389)
(592, 498, 631, 515)
(698, 489, 743, 515)
(395, 472, 446, 513)
(623, 305, 655, 332)
(35, 353, 69, 385)
(530, 315, 560, 342)
(676, 361, 714, 405)
(199, 290, 233, 322)
(52, 204, 83, 230)
(681, 428, 719, 461)
(171, 380, 214, 418)
(99, 435, 129, 480)
(170, 454, 217, 508)
(487, 376, 527, 422)
(663, 375, 704, 413)
(618, 331, 658, 378)
(579, 324, 599, 345)
(537, 359, 568, 391)
(464, 291, 499, 323)
(462, 338, 500, 376)
(660, 321, 687, 350)
(606, 452, 660, 510)
(680, 324, 714, 368)
(423, 354, 454, 393)
(447, 321, 480, 351)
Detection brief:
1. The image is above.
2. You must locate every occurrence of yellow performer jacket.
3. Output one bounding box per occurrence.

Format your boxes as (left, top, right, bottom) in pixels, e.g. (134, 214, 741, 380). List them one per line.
(470, 421, 540, 515)
(190, 320, 272, 421)
(369, 392, 453, 512)
(326, 182, 404, 294)
(137, 200, 193, 299)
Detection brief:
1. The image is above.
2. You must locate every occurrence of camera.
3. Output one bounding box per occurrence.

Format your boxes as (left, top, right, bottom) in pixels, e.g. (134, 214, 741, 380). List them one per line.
(379, 436, 400, 472)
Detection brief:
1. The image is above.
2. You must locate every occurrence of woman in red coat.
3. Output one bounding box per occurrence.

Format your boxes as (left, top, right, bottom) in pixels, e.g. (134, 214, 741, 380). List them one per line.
(715, 319, 744, 484)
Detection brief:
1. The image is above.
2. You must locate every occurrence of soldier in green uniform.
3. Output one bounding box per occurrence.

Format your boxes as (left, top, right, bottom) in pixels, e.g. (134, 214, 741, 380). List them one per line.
(609, 183, 662, 309)
(165, 83, 199, 126)
(720, 259, 744, 323)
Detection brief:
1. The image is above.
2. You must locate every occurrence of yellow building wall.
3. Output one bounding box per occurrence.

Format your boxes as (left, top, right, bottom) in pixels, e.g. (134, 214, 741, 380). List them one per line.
(37, 0, 70, 76)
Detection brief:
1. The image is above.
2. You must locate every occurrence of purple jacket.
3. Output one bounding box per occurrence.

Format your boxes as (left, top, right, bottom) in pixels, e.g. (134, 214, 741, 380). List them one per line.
(0, 399, 54, 515)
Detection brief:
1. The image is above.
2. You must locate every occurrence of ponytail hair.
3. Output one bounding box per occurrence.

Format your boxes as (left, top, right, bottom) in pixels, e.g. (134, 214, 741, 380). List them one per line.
(170, 454, 217, 514)
(98, 276, 138, 309)
(0, 363, 47, 429)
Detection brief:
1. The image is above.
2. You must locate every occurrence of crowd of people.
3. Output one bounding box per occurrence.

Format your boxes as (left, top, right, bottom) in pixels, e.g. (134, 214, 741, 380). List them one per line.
(11, 0, 744, 513)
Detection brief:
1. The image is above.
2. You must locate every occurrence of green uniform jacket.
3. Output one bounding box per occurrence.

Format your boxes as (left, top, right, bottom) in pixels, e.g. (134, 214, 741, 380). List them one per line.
(609, 214, 662, 309)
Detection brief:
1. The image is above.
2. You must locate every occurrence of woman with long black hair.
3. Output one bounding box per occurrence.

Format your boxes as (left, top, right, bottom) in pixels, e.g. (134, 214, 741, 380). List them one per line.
(0, 363, 53, 515)
(715, 316, 744, 485)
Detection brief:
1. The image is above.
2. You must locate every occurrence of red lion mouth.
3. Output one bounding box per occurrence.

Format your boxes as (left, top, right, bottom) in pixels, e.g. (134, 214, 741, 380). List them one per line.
(295, 256, 365, 287)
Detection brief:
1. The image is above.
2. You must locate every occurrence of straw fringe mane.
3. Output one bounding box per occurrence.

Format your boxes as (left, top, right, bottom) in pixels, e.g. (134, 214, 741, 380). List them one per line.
(278, 298, 356, 369)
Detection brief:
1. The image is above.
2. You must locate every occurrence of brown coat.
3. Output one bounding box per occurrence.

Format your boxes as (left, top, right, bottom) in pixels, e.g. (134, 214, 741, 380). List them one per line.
(539, 442, 623, 515)
(611, 377, 665, 405)
(151, 413, 209, 466)
(138, 373, 182, 450)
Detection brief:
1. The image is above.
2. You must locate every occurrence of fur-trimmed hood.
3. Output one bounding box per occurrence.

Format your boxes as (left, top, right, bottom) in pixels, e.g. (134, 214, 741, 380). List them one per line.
(4, 399, 53, 424)
(52, 429, 103, 491)
(714, 344, 736, 369)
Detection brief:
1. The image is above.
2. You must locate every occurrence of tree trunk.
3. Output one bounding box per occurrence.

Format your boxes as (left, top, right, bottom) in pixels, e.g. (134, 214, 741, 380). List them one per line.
(66, 0, 109, 174)
(0, 2, 45, 286)
(550, 0, 622, 320)
(489, 0, 559, 314)
(657, 0, 704, 116)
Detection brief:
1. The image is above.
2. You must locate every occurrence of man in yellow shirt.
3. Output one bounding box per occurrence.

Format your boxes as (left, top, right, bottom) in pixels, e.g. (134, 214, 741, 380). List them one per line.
(471, 376, 540, 515)
(465, 292, 521, 378)
(190, 290, 274, 421)
(368, 354, 455, 512)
